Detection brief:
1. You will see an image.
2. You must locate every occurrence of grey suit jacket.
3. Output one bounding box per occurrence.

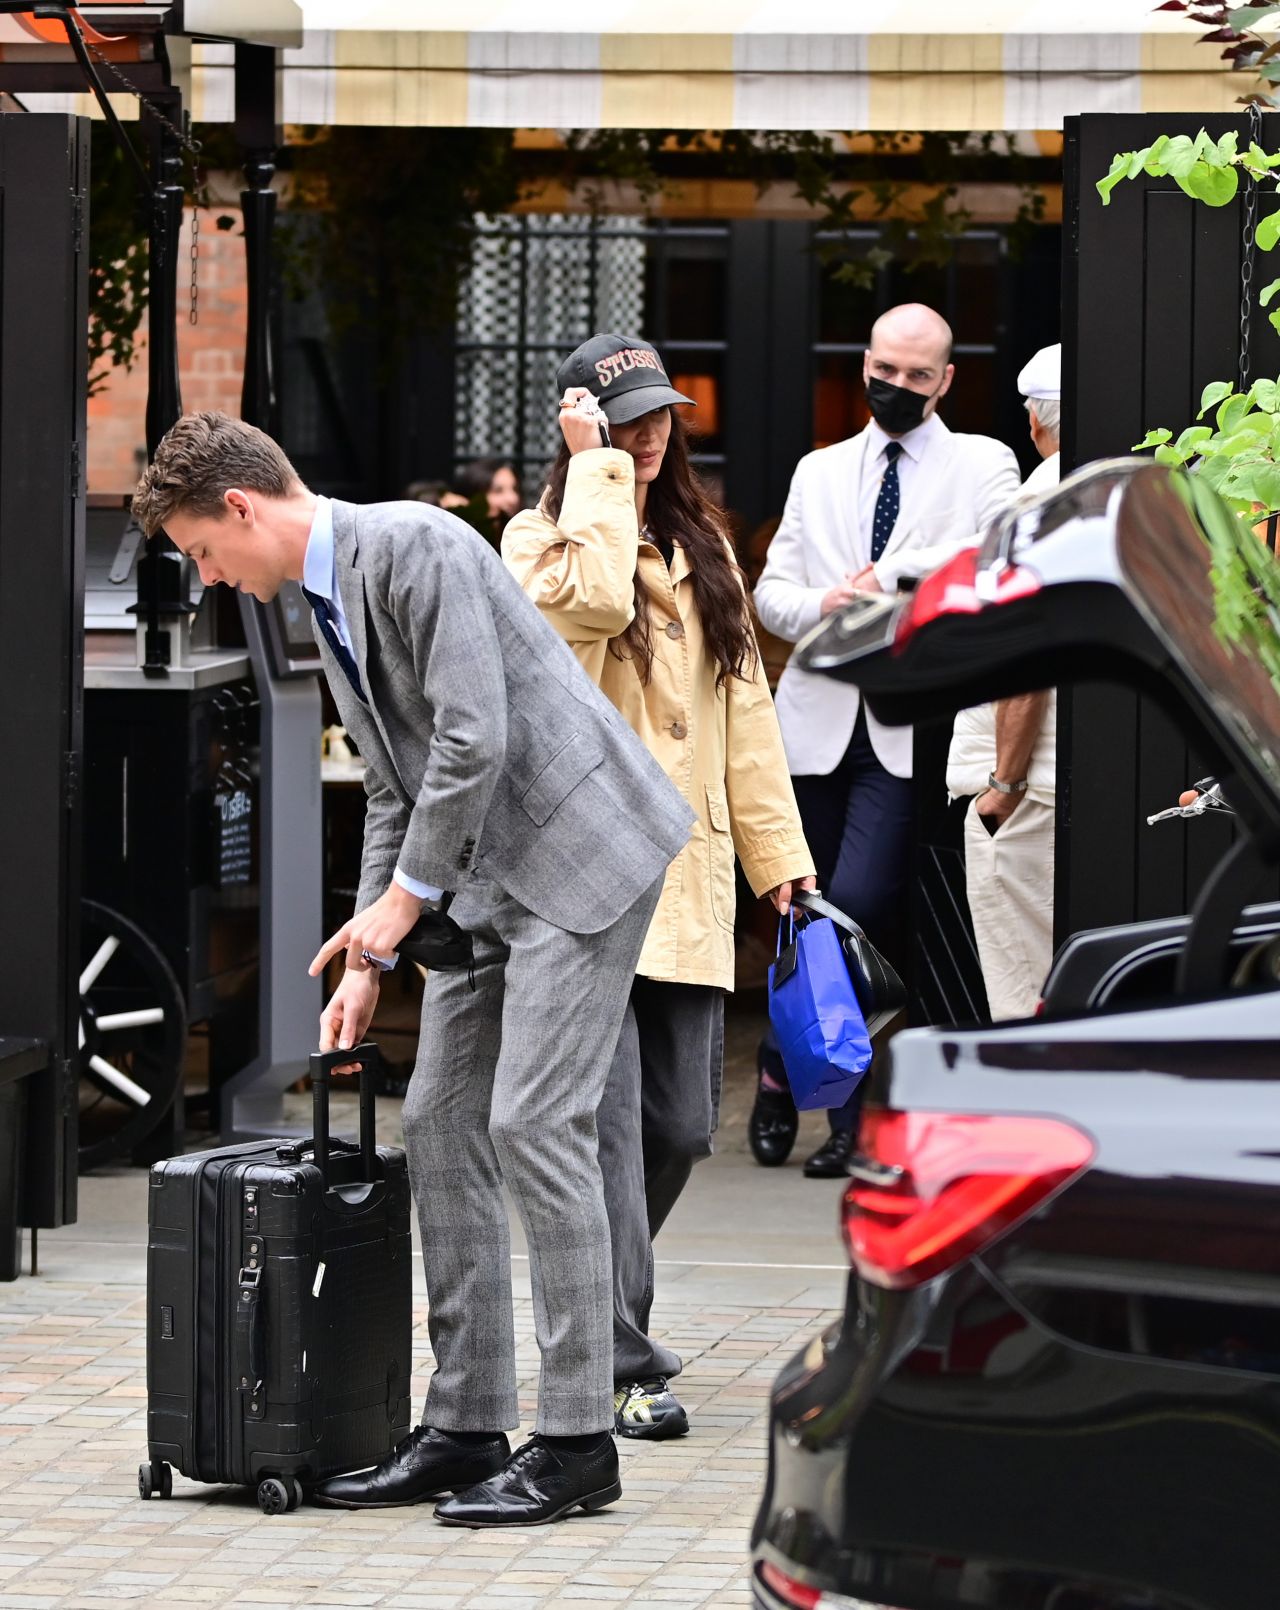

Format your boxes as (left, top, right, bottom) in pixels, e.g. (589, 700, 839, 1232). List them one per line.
(317, 499, 694, 936)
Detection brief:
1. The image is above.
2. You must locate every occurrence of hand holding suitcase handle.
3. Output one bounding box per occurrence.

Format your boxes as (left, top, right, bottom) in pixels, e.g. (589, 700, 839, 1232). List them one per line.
(308, 1043, 381, 1186)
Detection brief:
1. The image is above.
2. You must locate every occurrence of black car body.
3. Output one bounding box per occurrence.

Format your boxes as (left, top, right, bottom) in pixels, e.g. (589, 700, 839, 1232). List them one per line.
(751, 464, 1280, 1610)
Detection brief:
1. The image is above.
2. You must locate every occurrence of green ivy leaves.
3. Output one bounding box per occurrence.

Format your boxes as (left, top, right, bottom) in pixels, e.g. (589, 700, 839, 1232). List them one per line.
(1097, 129, 1245, 207)
(1134, 376, 1280, 515)
(1227, 5, 1280, 28)
(1099, 130, 1280, 333)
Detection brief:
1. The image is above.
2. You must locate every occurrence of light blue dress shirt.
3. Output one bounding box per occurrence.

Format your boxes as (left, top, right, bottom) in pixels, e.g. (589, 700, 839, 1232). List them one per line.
(304, 497, 443, 907)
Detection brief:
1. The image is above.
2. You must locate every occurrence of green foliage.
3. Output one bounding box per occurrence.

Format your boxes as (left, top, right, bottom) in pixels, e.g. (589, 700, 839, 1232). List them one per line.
(87, 124, 150, 395)
(1183, 465, 1280, 693)
(1133, 377, 1280, 514)
(1156, 3, 1280, 108)
(563, 128, 1048, 289)
(1099, 128, 1280, 335)
(271, 126, 1048, 353)
(278, 128, 525, 358)
(1097, 128, 1250, 208)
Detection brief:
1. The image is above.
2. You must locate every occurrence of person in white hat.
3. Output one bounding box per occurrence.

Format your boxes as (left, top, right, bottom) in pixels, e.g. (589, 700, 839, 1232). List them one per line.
(944, 342, 1061, 1020)
(1017, 342, 1061, 497)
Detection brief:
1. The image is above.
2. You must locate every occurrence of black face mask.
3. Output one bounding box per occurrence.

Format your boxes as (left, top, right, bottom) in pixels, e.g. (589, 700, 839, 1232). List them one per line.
(865, 375, 934, 436)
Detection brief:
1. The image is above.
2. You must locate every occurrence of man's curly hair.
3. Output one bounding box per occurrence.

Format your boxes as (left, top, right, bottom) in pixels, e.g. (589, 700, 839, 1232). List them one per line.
(132, 412, 302, 537)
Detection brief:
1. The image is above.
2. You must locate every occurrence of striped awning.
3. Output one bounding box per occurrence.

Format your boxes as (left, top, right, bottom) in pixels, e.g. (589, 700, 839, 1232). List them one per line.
(6, 0, 1264, 130)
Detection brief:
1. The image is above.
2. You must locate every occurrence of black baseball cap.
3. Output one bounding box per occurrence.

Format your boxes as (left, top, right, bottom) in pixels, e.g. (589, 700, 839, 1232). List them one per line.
(556, 333, 696, 425)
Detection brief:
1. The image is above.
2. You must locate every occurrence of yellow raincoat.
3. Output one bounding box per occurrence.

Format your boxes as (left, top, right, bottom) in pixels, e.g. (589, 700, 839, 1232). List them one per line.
(502, 447, 813, 989)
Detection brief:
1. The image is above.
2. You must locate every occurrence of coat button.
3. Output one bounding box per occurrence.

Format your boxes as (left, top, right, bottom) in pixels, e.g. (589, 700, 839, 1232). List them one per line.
(670, 720, 687, 739)
(665, 620, 684, 639)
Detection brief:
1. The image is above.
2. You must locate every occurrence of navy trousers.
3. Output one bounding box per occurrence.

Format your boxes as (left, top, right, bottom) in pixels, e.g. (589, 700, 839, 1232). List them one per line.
(789, 708, 915, 1132)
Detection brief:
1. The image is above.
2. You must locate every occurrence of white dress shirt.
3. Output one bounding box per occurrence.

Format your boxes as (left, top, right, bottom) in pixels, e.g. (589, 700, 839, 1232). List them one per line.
(855, 414, 943, 565)
(303, 497, 443, 905)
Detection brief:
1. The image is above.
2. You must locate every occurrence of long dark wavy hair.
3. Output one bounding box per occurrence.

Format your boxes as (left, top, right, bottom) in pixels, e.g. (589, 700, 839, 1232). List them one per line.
(541, 410, 758, 689)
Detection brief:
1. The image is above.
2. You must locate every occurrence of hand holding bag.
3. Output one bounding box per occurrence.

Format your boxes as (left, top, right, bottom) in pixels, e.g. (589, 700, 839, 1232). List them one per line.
(790, 888, 906, 1038)
(768, 906, 873, 1111)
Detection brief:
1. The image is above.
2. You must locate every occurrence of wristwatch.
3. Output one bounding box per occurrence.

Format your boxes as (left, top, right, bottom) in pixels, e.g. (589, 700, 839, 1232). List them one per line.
(987, 772, 1028, 795)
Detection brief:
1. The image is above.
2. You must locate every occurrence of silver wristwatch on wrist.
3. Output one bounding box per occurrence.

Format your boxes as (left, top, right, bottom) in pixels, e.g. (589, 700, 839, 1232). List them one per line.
(987, 772, 1028, 795)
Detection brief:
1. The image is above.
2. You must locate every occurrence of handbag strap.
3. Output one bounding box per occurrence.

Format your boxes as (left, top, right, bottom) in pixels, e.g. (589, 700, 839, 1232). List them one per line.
(791, 886, 868, 941)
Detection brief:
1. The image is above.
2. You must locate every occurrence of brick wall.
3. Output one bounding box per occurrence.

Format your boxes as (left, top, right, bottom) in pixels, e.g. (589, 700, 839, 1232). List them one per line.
(88, 203, 248, 492)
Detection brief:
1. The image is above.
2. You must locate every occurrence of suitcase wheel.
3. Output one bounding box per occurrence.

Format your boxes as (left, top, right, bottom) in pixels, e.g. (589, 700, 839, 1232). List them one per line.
(138, 1461, 172, 1501)
(257, 1475, 302, 1516)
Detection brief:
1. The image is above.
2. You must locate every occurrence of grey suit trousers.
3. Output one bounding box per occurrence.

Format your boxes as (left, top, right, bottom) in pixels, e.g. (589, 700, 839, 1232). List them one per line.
(402, 873, 663, 1437)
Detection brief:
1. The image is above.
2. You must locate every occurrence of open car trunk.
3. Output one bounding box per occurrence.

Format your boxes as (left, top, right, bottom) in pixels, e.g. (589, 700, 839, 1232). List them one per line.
(792, 461, 1280, 1008)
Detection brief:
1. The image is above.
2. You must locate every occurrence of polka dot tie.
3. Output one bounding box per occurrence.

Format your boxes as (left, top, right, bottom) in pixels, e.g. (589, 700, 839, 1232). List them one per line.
(871, 440, 904, 563)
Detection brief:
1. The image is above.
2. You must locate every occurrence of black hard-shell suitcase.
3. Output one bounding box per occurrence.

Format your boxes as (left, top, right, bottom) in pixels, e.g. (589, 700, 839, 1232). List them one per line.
(140, 1045, 413, 1513)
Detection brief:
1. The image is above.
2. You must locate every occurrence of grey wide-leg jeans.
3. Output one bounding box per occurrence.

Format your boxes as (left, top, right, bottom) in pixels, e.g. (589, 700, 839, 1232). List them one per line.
(401, 873, 662, 1437)
(598, 977, 725, 1384)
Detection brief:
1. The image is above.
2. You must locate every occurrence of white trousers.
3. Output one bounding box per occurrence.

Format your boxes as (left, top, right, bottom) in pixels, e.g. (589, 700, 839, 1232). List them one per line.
(963, 795, 1055, 1021)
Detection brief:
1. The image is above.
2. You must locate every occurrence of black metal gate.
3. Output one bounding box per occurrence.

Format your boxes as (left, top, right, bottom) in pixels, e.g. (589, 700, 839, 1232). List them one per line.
(1060, 111, 1280, 943)
(0, 114, 89, 1248)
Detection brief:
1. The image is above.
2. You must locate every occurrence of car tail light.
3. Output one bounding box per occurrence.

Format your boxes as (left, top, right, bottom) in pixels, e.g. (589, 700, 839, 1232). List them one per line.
(757, 1560, 906, 1609)
(759, 1563, 823, 1609)
(842, 1109, 1094, 1289)
(893, 546, 1040, 652)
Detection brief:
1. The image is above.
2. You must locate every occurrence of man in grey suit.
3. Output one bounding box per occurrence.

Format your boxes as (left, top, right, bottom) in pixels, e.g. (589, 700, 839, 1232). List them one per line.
(134, 413, 693, 1528)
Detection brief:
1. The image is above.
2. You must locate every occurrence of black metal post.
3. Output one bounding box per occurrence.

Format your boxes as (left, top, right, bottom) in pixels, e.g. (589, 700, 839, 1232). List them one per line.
(134, 98, 190, 676)
(241, 163, 279, 434)
(144, 109, 184, 455)
(236, 43, 280, 435)
(0, 114, 88, 1242)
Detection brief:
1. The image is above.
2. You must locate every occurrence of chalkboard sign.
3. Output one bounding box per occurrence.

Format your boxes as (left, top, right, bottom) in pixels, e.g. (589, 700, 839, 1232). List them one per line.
(215, 784, 254, 887)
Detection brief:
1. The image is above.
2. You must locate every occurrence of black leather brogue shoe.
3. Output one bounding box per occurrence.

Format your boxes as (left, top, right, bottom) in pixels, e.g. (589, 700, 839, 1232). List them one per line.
(803, 1128, 853, 1179)
(748, 1082, 799, 1167)
(311, 1426, 509, 1510)
(434, 1434, 621, 1528)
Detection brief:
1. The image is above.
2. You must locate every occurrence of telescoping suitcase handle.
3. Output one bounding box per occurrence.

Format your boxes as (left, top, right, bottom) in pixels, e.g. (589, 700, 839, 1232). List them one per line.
(307, 1042, 381, 1186)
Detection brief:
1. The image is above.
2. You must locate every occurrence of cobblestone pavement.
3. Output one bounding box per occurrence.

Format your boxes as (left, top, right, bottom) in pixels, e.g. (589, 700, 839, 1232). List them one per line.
(0, 1051, 848, 1610)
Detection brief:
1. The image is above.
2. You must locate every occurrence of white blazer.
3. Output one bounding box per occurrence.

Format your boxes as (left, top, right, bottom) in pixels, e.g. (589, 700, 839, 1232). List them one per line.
(754, 417, 1022, 779)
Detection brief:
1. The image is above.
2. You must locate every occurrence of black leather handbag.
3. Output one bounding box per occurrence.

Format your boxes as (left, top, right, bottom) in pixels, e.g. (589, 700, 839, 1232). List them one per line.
(791, 888, 907, 1038)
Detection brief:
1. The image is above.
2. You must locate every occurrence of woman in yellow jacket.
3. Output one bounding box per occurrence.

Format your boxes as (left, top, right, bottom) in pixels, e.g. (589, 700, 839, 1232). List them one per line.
(503, 333, 814, 1441)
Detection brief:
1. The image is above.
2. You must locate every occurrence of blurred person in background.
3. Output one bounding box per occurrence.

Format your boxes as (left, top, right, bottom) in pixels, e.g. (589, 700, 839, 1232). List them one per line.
(455, 457, 523, 534)
(404, 479, 453, 507)
(946, 343, 1061, 1021)
(750, 304, 1021, 1178)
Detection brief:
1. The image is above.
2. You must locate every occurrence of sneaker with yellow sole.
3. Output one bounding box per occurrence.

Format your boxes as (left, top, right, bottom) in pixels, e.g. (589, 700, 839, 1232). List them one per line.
(613, 1377, 690, 1440)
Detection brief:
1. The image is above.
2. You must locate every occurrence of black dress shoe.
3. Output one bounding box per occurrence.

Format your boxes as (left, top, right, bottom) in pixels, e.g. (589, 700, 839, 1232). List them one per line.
(434, 1434, 621, 1528)
(803, 1129, 853, 1179)
(748, 1082, 799, 1168)
(396, 907, 473, 972)
(310, 1426, 509, 1509)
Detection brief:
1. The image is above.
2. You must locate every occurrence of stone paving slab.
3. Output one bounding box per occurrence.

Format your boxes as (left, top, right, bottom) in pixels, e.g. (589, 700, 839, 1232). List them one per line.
(0, 1067, 847, 1609)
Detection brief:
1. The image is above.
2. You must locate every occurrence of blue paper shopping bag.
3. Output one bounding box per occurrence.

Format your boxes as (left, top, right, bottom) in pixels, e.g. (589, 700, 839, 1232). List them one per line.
(768, 910, 873, 1111)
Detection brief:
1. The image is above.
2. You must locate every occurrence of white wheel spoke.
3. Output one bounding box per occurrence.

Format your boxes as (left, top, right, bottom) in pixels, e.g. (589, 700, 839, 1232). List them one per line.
(87, 1055, 152, 1108)
(96, 1007, 166, 1032)
(80, 935, 120, 994)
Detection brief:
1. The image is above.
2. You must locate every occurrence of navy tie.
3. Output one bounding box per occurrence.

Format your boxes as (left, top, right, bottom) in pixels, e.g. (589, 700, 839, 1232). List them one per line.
(871, 440, 904, 563)
(301, 586, 366, 702)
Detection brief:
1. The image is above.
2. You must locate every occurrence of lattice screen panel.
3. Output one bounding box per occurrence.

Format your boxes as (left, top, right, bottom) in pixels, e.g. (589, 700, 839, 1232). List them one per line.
(454, 215, 646, 477)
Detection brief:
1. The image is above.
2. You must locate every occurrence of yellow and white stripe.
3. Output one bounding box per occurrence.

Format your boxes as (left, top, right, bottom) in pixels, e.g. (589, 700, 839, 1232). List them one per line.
(12, 0, 1262, 129)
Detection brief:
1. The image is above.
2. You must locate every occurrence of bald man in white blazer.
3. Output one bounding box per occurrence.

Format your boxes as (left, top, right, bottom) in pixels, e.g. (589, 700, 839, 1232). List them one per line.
(752, 305, 1020, 1175)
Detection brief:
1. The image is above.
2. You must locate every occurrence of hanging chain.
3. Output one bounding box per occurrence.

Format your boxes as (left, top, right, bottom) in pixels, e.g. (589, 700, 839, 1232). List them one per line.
(189, 171, 201, 325)
(83, 38, 203, 158)
(82, 38, 206, 322)
(1241, 100, 1265, 394)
